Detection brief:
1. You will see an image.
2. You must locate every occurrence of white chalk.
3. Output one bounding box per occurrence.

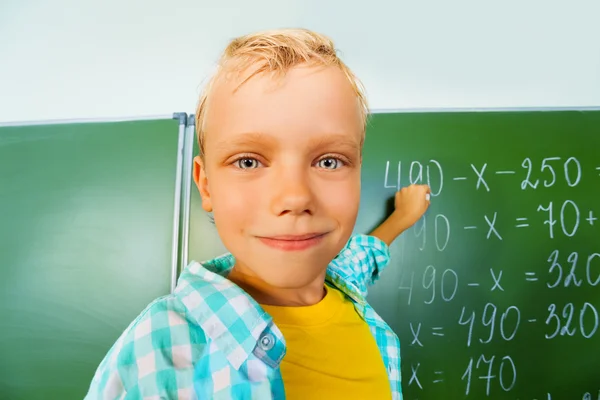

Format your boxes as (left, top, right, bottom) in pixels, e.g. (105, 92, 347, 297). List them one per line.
(426, 193, 431, 201)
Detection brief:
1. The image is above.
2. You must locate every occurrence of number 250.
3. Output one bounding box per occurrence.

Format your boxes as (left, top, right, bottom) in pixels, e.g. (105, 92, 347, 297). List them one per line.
(521, 157, 581, 190)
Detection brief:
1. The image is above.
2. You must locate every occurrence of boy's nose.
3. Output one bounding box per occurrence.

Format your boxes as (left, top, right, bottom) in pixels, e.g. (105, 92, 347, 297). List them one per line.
(269, 170, 315, 217)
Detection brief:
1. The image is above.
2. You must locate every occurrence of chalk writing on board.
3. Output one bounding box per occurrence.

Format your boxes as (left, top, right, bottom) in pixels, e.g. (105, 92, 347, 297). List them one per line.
(422, 205, 600, 240)
(384, 156, 590, 193)
(458, 304, 520, 347)
(412, 214, 451, 251)
(384, 160, 443, 196)
(385, 159, 598, 241)
(545, 302, 599, 339)
(384, 158, 599, 399)
(547, 250, 600, 288)
(409, 323, 423, 347)
(461, 354, 517, 396)
(521, 157, 583, 189)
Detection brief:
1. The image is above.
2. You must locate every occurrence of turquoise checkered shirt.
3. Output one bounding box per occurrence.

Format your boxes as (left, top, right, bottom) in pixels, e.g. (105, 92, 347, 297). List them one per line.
(85, 234, 402, 399)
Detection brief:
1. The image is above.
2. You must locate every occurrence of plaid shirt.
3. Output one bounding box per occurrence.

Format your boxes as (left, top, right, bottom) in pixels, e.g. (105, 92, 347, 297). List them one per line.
(85, 234, 402, 400)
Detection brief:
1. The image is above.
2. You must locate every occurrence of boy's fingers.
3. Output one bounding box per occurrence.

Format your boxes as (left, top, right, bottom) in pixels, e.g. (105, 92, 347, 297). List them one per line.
(419, 185, 431, 202)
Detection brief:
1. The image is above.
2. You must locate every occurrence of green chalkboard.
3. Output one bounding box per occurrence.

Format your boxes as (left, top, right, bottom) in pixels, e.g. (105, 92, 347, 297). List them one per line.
(188, 110, 600, 400)
(0, 119, 180, 399)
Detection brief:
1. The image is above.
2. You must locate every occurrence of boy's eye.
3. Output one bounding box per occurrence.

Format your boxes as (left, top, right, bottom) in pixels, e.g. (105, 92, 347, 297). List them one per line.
(317, 157, 341, 170)
(235, 158, 261, 169)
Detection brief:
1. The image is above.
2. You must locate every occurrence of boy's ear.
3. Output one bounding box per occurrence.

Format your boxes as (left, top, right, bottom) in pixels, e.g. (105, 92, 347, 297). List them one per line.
(193, 156, 213, 213)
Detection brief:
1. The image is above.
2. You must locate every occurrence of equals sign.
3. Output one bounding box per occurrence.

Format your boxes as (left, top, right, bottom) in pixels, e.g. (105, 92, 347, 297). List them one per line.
(596, 167, 600, 176)
(516, 217, 529, 228)
(525, 272, 538, 282)
(433, 371, 444, 383)
(432, 327, 444, 337)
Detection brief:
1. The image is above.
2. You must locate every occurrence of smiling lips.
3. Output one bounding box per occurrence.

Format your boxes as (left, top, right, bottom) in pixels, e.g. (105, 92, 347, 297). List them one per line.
(257, 233, 328, 251)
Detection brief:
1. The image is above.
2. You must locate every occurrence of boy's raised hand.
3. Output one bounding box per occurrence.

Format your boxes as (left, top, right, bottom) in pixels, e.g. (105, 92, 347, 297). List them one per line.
(393, 184, 431, 228)
(369, 184, 431, 246)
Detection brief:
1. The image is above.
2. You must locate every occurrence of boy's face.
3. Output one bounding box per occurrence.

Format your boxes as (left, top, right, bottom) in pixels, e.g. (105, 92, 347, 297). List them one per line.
(194, 64, 363, 289)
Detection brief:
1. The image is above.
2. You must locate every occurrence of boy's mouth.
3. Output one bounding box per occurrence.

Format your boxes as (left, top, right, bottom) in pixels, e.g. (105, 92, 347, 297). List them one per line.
(256, 232, 328, 251)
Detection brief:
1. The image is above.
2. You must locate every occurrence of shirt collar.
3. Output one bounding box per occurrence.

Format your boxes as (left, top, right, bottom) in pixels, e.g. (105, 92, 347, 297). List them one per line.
(174, 254, 286, 370)
(173, 252, 364, 370)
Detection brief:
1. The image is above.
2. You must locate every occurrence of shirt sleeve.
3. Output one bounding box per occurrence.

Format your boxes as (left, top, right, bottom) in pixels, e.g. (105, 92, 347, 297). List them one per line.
(84, 296, 202, 400)
(331, 234, 391, 297)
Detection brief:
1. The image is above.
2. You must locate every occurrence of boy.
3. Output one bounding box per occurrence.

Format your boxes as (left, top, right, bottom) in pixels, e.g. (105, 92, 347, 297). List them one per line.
(85, 28, 430, 400)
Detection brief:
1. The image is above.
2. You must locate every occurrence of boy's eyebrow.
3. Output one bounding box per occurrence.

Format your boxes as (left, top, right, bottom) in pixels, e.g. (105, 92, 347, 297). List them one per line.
(213, 132, 275, 151)
(213, 131, 361, 152)
(311, 133, 361, 151)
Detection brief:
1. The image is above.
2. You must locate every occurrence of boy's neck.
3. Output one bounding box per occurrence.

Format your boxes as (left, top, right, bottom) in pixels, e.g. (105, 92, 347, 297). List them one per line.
(227, 266, 327, 307)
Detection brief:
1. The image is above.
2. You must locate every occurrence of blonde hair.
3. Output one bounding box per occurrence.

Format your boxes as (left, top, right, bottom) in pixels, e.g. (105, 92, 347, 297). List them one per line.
(194, 28, 369, 156)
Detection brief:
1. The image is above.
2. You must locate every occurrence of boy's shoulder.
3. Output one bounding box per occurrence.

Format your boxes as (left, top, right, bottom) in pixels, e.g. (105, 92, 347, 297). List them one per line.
(85, 256, 280, 398)
(85, 291, 208, 399)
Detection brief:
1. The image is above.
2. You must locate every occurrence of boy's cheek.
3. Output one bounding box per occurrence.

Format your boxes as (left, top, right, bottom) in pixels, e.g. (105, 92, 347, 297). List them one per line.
(211, 186, 258, 222)
(320, 178, 361, 215)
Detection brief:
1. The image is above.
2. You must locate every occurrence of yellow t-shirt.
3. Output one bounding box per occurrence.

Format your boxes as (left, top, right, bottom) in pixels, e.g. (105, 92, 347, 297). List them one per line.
(261, 285, 392, 400)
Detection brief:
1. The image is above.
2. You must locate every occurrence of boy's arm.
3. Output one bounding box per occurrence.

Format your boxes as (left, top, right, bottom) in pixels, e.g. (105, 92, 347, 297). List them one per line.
(332, 185, 430, 297)
(369, 184, 431, 246)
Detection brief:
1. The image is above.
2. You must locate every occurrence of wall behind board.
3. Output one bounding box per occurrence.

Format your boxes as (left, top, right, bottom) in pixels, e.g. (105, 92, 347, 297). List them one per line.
(1, 0, 600, 124)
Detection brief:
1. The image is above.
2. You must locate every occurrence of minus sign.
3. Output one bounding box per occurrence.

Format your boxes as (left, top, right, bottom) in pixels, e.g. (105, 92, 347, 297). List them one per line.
(495, 171, 516, 174)
(464, 226, 477, 230)
(467, 283, 480, 287)
(528, 319, 537, 322)
(453, 177, 467, 181)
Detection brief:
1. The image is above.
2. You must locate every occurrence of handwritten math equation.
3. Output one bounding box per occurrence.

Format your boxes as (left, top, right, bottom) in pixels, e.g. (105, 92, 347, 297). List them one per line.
(384, 156, 595, 194)
(384, 157, 599, 240)
(382, 157, 599, 399)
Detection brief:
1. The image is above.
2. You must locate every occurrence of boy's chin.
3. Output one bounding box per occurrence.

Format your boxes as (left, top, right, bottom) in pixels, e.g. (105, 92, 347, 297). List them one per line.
(230, 234, 351, 288)
(252, 259, 332, 289)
